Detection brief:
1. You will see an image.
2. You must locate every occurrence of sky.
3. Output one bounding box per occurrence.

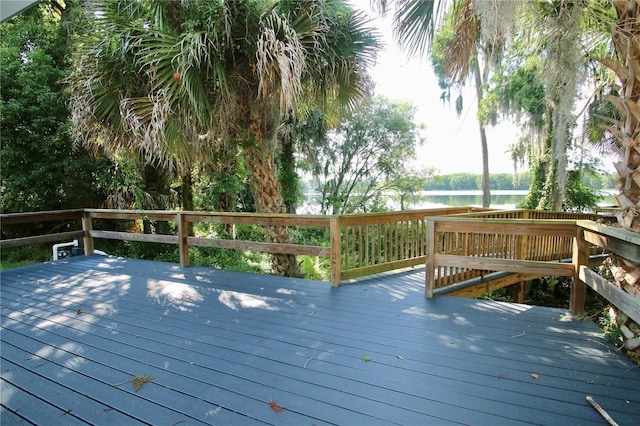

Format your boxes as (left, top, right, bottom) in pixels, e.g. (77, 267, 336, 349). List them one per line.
(350, 1, 520, 176)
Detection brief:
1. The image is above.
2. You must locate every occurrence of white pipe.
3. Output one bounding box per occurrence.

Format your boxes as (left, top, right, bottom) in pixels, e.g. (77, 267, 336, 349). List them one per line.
(53, 240, 78, 261)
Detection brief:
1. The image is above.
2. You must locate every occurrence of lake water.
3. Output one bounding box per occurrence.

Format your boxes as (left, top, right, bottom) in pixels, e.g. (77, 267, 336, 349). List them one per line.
(408, 190, 529, 210)
(300, 190, 617, 213)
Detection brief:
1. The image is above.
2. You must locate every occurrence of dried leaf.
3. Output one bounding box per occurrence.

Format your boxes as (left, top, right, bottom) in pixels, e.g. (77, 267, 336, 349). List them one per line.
(396, 355, 405, 360)
(270, 399, 284, 414)
(76, 309, 84, 315)
(361, 355, 371, 362)
(132, 375, 153, 391)
(531, 373, 540, 380)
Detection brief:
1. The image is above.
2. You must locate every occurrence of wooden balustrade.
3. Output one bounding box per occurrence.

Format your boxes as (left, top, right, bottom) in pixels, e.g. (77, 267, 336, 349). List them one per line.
(1, 207, 482, 286)
(420, 213, 640, 330)
(0, 209, 85, 249)
(424, 217, 580, 297)
(336, 207, 485, 282)
(422, 210, 608, 296)
(0, 208, 613, 295)
(4, 208, 637, 323)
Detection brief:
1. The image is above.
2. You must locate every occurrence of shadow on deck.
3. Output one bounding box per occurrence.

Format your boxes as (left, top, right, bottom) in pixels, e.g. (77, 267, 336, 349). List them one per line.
(1, 256, 639, 425)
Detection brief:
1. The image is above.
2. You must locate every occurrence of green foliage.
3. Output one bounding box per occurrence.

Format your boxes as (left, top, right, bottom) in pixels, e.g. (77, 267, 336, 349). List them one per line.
(279, 132, 301, 213)
(107, 242, 179, 263)
(564, 170, 602, 212)
(0, 245, 51, 270)
(481, 61, 546, 128)
(190, 247, 266, 274)
(388, 171, 433, 210)
(315, 96, 423, 214)
(0, 4, 112, 213)
(194, 150, 251, 213)
(519, 157, 602, 212)
(299, 256, 330, 281)
(599, 310, 625, 348)
(519, 161, 548, 209)
(291, 227, 329, 247)
(430, 10, 457, 104)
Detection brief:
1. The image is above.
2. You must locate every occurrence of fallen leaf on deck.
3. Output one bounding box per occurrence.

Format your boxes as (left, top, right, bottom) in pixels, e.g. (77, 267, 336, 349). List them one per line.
(361, 354, 371, 362)
(113, 374, 154, 391)
(396, 355, 405, 360)
(270, 399, 284, 413)
(76, 309, 84, 315)
(531, 373, 540, 380)
(132, 375, 154, 391)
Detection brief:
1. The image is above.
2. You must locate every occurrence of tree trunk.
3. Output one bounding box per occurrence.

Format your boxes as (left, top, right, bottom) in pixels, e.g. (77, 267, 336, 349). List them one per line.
(612, 0, 640, 230)
(595, 0, 640, 360)
(181, 172, 194, 236)
(246, 142, 301, 278)
(181, 172, 193, 211)
(472, 60, 491, 207)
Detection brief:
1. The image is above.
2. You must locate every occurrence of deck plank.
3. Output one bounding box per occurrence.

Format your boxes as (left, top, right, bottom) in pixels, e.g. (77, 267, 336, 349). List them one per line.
(0, 357, 144, 425)
(1, 256, 639, 425)
(0, 378, 89, 425)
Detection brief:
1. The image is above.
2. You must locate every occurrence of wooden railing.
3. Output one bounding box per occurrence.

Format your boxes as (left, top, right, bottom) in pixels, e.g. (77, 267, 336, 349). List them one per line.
(0, 209, 84, 248)
(0, 208, 609, 294)
(81, 208, 333, 266)
(335, 207, 487, 282)
(1, 207, 483, 286)
(424, 210, 608, 296)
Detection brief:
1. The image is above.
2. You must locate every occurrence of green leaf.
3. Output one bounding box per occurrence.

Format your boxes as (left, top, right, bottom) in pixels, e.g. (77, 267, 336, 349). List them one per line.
(361, 354, 370, 362)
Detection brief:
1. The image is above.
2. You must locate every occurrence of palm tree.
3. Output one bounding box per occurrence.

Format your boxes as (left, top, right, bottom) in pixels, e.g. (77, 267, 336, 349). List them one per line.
(68, 0, 378, 276)
(603, 0, 640, 231)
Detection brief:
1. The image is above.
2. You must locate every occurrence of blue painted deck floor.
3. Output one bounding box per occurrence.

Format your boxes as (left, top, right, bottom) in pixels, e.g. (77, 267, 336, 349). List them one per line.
(1, 255, 639, 425)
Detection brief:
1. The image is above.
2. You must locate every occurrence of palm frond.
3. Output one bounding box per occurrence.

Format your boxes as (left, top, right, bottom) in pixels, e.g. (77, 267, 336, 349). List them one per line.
(444, 0, 479, 83)
(256, 10, 307, 113)
(392, 0, 442, 57)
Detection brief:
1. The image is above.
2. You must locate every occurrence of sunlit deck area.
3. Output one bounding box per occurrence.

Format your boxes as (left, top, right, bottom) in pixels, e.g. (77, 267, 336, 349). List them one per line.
(1, 255, 639, 425)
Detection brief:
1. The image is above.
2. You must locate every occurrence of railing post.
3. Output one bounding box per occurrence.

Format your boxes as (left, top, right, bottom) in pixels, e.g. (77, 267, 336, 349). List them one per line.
(82, 211, 94, 255)
(571, 224, 589, 314)
(330, 216, 342, 287)
(425, 219, 436, 298)
(178, 212, 190, 267)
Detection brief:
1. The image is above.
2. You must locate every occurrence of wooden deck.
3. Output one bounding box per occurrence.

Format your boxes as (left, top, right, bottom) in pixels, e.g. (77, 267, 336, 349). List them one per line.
(1, 256, 639, 425)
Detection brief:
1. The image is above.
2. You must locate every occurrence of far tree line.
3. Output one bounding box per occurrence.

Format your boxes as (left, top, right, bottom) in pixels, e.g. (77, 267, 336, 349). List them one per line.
(415, 172, 617, 192)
